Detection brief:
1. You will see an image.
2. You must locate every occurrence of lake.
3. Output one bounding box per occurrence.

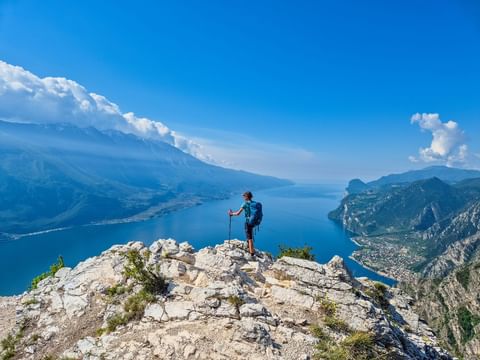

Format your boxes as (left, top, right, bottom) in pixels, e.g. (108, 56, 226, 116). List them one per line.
(0, 184, 394, 295)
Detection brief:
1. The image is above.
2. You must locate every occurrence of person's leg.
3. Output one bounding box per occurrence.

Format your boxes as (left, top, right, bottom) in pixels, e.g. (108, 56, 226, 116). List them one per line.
(247, 225, 255, 255)
(247, 239, 254, 255)
(244, 223, 254, 255)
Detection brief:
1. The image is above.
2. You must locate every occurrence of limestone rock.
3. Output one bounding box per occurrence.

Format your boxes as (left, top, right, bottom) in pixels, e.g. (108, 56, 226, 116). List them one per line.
(0, 239, 453, 360)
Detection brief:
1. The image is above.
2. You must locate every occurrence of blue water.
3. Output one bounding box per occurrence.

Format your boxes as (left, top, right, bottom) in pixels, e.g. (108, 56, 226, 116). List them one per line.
(0, 184, 395, 295)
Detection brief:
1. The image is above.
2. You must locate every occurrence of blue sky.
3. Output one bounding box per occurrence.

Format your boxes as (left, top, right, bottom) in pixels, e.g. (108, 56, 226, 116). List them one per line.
(0, 0, 479, 181)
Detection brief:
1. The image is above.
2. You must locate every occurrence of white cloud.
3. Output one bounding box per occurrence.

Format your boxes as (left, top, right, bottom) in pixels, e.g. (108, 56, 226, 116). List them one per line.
(0, 60, 210, 160)
(410, 112, 468, 166)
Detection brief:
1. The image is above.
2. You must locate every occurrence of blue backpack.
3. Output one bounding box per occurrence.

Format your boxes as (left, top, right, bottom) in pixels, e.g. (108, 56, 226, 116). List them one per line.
(247, 201, 263, 227)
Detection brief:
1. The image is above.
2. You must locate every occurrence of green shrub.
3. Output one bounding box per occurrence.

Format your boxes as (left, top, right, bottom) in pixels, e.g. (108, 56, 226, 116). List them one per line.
(310, 325, 329, 340)
(23, 298, 39, 306)
(457, 306, 480, 344)
(365, 282, 389, 310)
(30, 256, 65, 290)
(123, 250, 165, 294)
(97, 250, 164, 336)
(373, 282, 387, 294)
(124, 289, 155, 320)
(1, 334, 16, 360)
(106, 313, 129, 333)
(227, 295, 245, 311)
(455, 267, 470, 290)
(311, 325, 378, 360)
(319, 297, 338, 317)
(99, 289, 156, 335)
(278, 245, 315, 261)
(446, 325, 457, 349)
(107, 284, 127, 297)
(324, 315, 350, 333)
(1, 320, 27, 360)
(341, 331, 375, 358)
(28, 333, 40, 345)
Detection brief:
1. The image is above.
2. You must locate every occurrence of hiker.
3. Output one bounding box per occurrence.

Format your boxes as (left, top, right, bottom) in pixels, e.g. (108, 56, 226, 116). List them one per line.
(228, 191, 262, 256)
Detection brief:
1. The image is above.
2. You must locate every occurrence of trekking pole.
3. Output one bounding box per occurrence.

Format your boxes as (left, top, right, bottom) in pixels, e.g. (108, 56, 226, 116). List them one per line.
(228, 210, 232, 240)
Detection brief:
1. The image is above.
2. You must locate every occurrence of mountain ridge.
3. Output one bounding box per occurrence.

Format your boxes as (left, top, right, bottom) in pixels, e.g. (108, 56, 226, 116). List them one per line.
(347, 166, 480, 195)
(0, 239, 452, 359)
(0, 120, 291, 236)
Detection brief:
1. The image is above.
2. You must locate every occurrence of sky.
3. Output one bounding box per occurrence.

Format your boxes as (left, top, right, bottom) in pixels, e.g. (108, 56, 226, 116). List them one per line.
(0, 0, 479, 182)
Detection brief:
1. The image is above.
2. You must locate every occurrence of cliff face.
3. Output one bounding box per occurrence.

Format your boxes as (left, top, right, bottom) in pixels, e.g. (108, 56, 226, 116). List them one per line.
(409, 254, 480, 359)
(421, 202, 480, 278)
(0, 239, 451, 360)
(328, 177, 480, 283)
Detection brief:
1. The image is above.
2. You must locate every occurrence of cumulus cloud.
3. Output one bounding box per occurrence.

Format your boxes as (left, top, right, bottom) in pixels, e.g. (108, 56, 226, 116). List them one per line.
(0, 60, 212, 161)
(409, 113, 468, 166)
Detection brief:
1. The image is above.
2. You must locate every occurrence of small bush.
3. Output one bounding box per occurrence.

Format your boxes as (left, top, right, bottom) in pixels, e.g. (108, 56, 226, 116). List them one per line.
(107, 284, 127, 297)
(310, 325, 329, 340)
(455, 267, 470, 290)
(30, 256, 65, 290)
(373, 282, 387, 293)
(123, 250, 165, 294)
(97, 250, 164, 336)
(23, 298, 39, 306)
(365, 282, 389, 310)
(124, 289, 155, 320)
(100, 289, 156, 335)
(341, 331, 375, 358)
(106, 313, 129, 333)
(457, 306, 480, 344)
(446, 325, 457, 349)
(324, 315, 350, 333)
(1, 334, 16, 360)
(319, 297, 337, 317)
(227, 295, 245, 310)
(278, 245, 315, 261)
(311, 325, 378, 360)
(28, 333, 40, 345)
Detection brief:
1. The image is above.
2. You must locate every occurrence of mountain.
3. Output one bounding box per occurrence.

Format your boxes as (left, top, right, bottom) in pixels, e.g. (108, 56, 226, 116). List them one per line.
(0, 239, 452, 359)
(0, 120, 291, 236)
(330, 177, 470, 236)
(346, 166, 480, 194)
(405, 253, 480, 359)
(331, 172, 480, 358)
(329, 176, 480, 280)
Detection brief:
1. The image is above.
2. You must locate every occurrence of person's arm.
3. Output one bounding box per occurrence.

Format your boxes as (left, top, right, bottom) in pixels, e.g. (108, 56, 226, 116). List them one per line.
(229, 207, 244, 216)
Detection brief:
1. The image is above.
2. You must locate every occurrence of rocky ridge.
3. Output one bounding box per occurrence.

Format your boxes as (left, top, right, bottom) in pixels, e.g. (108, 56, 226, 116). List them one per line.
(408, 252, 480, 359)
(0, 239, 452, 359)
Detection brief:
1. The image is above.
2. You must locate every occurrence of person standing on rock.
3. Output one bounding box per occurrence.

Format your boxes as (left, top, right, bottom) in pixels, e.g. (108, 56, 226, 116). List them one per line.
(228, 191, 263, 257)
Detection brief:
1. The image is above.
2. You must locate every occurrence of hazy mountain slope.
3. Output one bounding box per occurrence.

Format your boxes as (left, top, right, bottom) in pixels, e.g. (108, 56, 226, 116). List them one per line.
(0, 121, 290, 235)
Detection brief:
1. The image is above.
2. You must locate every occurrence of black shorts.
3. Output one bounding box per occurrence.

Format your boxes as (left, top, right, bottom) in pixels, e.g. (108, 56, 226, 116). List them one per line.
(245, 223, 254, 240)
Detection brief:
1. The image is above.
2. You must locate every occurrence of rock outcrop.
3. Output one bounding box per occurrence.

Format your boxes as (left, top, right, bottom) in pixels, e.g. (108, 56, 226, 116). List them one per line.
(0, 239, 452, 359)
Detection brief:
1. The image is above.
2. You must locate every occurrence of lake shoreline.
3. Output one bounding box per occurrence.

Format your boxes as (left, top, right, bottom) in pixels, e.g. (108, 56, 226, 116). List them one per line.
(347, 255, 398, 284)
(1, 200, 204, 242)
